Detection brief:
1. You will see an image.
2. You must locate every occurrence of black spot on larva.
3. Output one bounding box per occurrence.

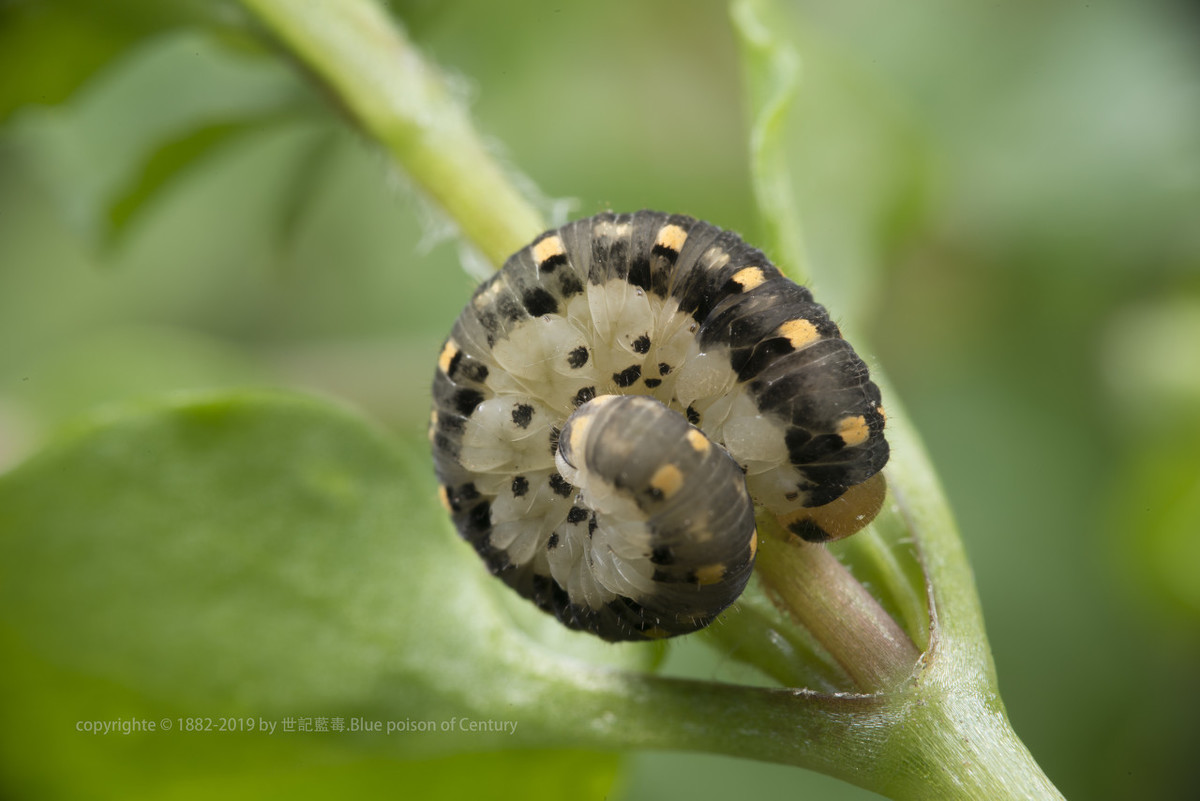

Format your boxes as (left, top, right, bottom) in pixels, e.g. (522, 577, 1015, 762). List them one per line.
(511, 475, 529, 498)
(511, 403, 534, 428)
(588, 513, 598, 536)
(632, 334, 651, 354)
(613, 364, 641, 387)
(558, 272, 584, 297)
(460, 361, 489, 383)
(732, 337, 797, 382)
(646, 485, 664, 501)
(658, 362, 671, 376)
(466, 500, 491, 533)
(539, 252, 568, 272)
(651, 545, 675, 565)
(572, 386, 596, 407)
(784, 490, 800, 501)
(432, 432, 457, 458)
(567, 506, 589, 524)
(567, 346, 589, 369)
(627, 256, 651, 291)
(522, 287, 559, 317)
(652, 242, 680, 261)
(788, 517, 833, 543)
(497, 294, 523, 322)
(530, 572, 551, 602)
(720, 276, 747, 295)
(548, 472, 573, 497)
(476, 309, 499, 338)
(547, 532, 559, 549)
(453, 388, 485, 416)
(643, 378, 662, 388)
(686, 404, 700, 425)
(789, 433, 846, 465)
(784, 427, 813, 463)
(481, 544, 512, 575)
(530, 573, 570, 614)
(549, 426, 561, 456)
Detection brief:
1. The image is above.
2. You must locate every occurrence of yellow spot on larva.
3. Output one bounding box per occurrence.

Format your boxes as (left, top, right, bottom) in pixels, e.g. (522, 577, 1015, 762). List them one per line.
(730, 266, 766, 291)
(437, 339, 459, 374)
(649, 463, 684, 499)
(748, 529, 758, 560)
(642, 627, 671, 639)
(593, 219, 631, 239)
(655, 224, 688, 253)
(472, 277, 506, 309)
(586, 394, 617, 410)
(877, 405, 887, 423)
(837, 415, 870, 448)
(569, 414, 592, 455)
(532, 235, 566, 266)
(685, 428, 710, 453)
(437, 486, 452, 512)
(777, 318, 820, 349)
(693, 563, 726, 586)
(428, 409, 439, 441)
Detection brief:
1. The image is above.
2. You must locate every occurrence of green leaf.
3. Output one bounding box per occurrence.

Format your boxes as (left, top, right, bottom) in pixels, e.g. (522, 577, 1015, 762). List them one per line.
(9, 30, 314, 252)
(0, 391, 648, 797)
(0, 0, 208, 122)
(105, 114, 319, 248)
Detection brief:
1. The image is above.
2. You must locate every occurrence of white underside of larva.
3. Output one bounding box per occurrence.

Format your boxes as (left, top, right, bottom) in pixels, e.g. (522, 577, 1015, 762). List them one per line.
(457, 280, 811, 608)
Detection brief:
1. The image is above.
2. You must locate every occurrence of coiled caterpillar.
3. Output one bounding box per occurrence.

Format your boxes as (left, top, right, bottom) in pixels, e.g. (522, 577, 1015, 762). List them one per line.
(431, 211, 888, 641)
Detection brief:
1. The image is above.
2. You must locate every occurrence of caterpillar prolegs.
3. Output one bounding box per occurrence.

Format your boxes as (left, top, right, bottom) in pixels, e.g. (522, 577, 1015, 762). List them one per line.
(431, 211, 889, 641)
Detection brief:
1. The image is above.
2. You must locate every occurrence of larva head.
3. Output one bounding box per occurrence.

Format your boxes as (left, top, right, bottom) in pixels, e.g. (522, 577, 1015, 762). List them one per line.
(554, 394, 758, 635)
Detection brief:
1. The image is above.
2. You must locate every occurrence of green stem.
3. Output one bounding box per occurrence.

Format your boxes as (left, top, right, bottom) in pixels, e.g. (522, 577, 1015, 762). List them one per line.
(732, 0, 809, 281)
(701, 576, 853, 691)
(411, 639, 1063, 800)
(238, 0, 546, 267)
(753, 513, 920, 692)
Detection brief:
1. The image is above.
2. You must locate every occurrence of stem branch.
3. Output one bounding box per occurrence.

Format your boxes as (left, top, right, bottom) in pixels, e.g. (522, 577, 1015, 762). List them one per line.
(754, 512, 920, 691)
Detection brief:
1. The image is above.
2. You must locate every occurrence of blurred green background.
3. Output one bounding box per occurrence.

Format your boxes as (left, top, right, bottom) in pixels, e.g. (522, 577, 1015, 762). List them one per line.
(2, 0, 1198, 799)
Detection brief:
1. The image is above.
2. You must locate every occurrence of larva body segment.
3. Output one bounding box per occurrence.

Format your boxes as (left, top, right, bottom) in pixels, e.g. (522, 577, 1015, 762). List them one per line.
(431, 211, 888, 641)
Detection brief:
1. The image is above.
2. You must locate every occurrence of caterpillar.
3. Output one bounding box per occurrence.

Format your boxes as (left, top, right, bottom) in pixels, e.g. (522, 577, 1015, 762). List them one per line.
(431, 211, 889, 641)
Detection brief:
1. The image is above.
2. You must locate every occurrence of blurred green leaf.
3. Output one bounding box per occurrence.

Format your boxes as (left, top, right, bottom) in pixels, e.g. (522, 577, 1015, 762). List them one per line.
(1101, 298, 1200, 624)
(10, 30, 314, 251)
(0, 0, 210, 122)
(106, 113, 324, 249)
(0, 391, 651, 797)
(5, 325, 266, 431)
